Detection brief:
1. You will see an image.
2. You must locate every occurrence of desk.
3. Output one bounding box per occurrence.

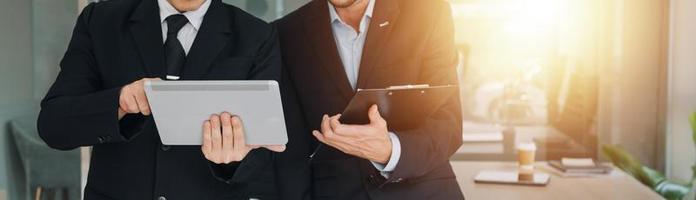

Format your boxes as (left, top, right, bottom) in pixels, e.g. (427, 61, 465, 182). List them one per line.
(454, 124, 592, 162)
(452, 161, 664, 200)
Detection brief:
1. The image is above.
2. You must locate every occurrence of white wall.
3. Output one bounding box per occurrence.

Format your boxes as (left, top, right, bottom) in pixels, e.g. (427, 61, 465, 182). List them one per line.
(666, 0, 696, 183)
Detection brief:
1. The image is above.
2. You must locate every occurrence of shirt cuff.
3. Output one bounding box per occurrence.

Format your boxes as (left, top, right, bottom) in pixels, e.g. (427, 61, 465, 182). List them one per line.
(371, 132, 401, 177)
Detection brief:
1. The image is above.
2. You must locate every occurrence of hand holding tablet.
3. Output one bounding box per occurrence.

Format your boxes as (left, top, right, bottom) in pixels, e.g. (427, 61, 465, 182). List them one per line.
(144, 80, 289, 146)
(202, 112, 285, 164)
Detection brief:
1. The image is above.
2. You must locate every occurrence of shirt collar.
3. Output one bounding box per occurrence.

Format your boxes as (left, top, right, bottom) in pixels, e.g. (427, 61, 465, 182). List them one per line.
(158, 0, 211, 31)
(328, 0, 375, 25)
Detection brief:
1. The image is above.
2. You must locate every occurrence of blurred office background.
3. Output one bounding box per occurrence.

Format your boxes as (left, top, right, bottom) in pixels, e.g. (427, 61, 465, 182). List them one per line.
(0, 0, 694, 199)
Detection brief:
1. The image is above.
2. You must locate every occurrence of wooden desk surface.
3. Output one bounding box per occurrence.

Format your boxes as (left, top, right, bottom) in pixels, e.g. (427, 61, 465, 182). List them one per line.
(452, 161, 664, 200)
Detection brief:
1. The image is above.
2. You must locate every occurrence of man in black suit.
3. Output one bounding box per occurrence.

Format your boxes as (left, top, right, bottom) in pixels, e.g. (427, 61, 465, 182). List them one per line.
(275, 0, 465, 199)
(37, 0, 299, 199)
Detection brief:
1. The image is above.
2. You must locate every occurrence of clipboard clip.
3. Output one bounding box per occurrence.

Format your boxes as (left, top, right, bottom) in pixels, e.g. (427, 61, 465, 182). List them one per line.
(357, 84, 432, 93)
(386, 84, 430, 90)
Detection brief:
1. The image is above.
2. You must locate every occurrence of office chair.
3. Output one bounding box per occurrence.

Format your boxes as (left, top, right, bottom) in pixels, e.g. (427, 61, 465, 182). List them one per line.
(9, 114, 80, 200)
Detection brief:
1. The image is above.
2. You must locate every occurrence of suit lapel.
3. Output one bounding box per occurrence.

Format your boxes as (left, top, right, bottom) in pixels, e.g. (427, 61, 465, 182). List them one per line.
(180, 0, 233, 78)
(129, 0, 165, 78)
(304, 0, 354, 99)
(356, 0, 400, 89)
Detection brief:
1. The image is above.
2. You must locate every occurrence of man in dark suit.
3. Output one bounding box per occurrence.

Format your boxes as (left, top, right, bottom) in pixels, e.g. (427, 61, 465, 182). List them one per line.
(275, 0, 465, 199)
(37, 0, 299, 199)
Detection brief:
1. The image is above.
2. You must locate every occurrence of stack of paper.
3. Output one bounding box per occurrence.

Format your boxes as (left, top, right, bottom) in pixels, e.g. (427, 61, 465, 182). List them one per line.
(462, 132, 504, 142)
(459, 122, 506, 154)
(549, 158, 612, 177)
(459, 132, 504, 154)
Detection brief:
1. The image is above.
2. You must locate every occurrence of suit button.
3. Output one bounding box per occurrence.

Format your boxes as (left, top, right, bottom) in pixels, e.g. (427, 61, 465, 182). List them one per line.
(157, 196, 166, 200)
(97, 137, 105, 143)
(392, 178, 404, 183)
(161, 145, 171, 151)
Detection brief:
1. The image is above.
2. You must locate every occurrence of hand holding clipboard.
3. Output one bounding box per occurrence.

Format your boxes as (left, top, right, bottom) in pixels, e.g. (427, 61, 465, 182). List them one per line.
(340, 84, 458, 131)
(308, 84, 458, 161)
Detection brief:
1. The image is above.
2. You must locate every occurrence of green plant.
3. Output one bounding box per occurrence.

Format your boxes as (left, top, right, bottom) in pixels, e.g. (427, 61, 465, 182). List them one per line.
(690, 112, 696, 184)
(602, 112, 696, 200)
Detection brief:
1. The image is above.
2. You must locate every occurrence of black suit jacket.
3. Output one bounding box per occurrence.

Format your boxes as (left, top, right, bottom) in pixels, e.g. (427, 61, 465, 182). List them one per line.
(276, 0, 465, 199)
(37, 0, 287, 199)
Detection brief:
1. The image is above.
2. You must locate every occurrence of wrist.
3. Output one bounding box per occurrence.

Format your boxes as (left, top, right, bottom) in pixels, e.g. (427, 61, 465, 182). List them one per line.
(376, 136, 393, 164)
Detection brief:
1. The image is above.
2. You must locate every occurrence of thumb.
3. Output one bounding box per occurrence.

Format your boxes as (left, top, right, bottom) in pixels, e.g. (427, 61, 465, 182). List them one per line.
(263, 145, 286, 152)
(368, 105, 384, 125)
(118, 107, 127, 120)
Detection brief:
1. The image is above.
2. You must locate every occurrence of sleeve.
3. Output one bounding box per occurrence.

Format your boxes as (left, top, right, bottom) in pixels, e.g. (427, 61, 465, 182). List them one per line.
(208, 149, 274, 184)
(208, 25, 285, 185)
(37, 3, 148, 151)
(371, 132, 402, 177)
(385, 2, 463, 183)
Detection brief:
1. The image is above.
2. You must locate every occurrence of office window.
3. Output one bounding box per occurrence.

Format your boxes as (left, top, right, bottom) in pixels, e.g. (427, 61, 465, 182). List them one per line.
(451, 0, 667, 164)
(222, 0, 308, 21)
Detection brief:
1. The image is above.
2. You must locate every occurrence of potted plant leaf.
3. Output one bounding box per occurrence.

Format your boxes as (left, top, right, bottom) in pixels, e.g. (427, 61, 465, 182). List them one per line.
(602, 112, 696, 200)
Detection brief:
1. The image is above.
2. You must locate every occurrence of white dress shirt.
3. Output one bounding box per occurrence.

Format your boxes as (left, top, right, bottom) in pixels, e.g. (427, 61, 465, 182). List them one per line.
(158, 0, 211, 55)
(328, 0, 402, 177)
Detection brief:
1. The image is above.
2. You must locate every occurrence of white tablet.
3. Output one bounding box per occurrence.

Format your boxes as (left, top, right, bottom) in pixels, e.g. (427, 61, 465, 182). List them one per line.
(474, 170, 550, 186)
(144, 80, 288, 146)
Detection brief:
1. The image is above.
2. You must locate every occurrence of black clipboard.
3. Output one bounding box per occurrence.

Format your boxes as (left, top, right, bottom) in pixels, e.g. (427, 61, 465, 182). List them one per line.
(339, 84, 458, 131)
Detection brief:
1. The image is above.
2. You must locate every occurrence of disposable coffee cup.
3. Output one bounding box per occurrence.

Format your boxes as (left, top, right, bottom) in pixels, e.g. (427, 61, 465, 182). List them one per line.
(517, 142, 537, 173)
(518, 172, 534, 182)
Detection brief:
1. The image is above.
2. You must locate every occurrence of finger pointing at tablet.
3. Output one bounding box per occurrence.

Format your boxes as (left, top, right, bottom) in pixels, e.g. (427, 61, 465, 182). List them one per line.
(118, 78, 161, 120)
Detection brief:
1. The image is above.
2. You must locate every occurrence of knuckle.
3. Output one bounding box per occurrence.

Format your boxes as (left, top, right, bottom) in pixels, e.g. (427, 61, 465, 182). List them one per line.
(334, 126, 344, 133)
(128, 106, 139, 113)
(223, 122, 232, 130)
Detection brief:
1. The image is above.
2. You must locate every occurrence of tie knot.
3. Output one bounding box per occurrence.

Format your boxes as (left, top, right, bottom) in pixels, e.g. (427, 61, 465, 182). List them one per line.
(165, 14, 188, 35)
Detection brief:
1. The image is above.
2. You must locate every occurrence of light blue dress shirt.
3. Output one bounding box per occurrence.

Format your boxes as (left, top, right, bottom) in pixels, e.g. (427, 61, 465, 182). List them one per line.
(328, 0, 401, 177)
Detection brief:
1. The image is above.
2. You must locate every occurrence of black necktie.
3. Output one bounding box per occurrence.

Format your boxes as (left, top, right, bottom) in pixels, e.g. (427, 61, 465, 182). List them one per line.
(164, 14, 189, 80)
